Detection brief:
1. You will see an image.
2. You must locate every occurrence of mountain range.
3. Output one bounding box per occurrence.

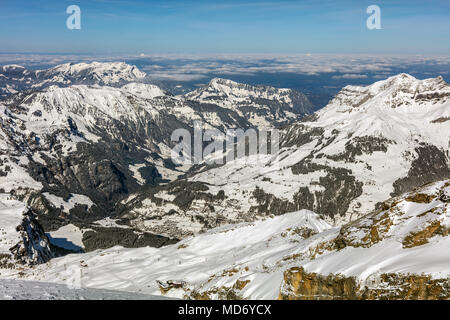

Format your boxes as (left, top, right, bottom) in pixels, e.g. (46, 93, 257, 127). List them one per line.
(0, 61, 448, 299)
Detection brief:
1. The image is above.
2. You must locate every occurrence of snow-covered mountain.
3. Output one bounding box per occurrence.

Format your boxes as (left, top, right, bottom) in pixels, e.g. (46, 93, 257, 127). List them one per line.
(0, 65, 35, 98)
(185, 78, 313, 127)
(3, 69, 445, 244)
(0, 62, 147, 99)
(0, 61, 313, 249)
(124, 73, 449, 239)
(0, 61, 449, 299)
(2, 179, 448, 299)
(35, 62, 147, 87)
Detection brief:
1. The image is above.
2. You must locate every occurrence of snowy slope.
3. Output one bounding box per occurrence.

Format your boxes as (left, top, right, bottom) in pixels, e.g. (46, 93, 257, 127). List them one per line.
(0, 195, 27, 254)
(0, 210, 331, 299)
(35, 62, 146, 87)
(0, 279, 171, 300)
(0, 65, 34, 98)
(0, 194, 53, 265)
(1, 180, 448, 300)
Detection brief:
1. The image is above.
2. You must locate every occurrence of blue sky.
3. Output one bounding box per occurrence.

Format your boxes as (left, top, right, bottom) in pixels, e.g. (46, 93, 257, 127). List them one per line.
(1, 0, 449, 54)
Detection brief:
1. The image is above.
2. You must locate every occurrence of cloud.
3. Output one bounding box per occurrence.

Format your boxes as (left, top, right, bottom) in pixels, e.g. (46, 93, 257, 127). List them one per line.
(147, 72, 207, 81)
(332, 74, 368, 79)
(0, 53, 448, 82)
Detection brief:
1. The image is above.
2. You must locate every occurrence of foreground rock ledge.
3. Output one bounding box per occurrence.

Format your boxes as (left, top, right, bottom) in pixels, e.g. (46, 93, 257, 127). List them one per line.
(279, 267, 450, 300)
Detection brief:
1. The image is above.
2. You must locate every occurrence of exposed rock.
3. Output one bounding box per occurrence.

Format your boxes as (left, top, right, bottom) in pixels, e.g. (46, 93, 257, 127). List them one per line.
(9, 207, 54, 265)
(392, 144, 450, 197)
(279, 267, 359, 300)
(279, 267, 450, 300)
(82, 226, 178, 252)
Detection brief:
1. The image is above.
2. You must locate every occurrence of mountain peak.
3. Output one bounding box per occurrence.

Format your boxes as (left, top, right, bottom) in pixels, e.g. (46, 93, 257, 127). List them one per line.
(1, 64, 27, 71)
(208, 77, 238, 87)
(329, 73, 449, 111)
(184, 77, 313, 126)
(36, 61, 147, 86)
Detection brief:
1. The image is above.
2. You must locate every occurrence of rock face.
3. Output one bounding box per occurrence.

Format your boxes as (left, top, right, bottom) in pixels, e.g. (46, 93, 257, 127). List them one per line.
(0, 194, 54, 266)
(279, 267, 450, 300)
(9, 207, 54, 265)
(279, 267, 359, 300)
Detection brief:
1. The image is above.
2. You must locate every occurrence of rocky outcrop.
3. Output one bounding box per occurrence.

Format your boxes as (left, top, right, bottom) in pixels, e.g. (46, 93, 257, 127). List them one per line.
(9, 207, 54, 265)
(279, 267, 359, 300)
(279, 180, 450, 300)
(279, 267, 450, 300)
(391, 144, 450, 197)
(81, 226, 178, 252)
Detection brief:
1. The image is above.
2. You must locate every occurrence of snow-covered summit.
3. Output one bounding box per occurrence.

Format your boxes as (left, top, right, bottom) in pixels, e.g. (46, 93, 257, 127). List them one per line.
(330, 73, 449, 110)
(187, 77, 309, 106)
(0, 65, 29, 73)
(184, 77, 313, 127)
(308, 73, 449, 149)
(0, 62, 148, 100)
(35, 61, 147, 87)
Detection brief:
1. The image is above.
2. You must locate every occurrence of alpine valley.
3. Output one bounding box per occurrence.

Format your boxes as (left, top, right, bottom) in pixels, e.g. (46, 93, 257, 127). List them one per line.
(0, 62, 448, 300)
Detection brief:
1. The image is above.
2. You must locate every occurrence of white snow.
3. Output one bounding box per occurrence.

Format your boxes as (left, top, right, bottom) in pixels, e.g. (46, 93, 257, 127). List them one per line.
(0, 210, 331, 299)
(46, 224, 86, 251)
(35, 61, 147, 86)
(0, 279, 171, 300)
(128, 163, 147, 185)
(0, 180, 449, 299)
(0, 194, 27, 254)
(43, 193, 94, 213)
